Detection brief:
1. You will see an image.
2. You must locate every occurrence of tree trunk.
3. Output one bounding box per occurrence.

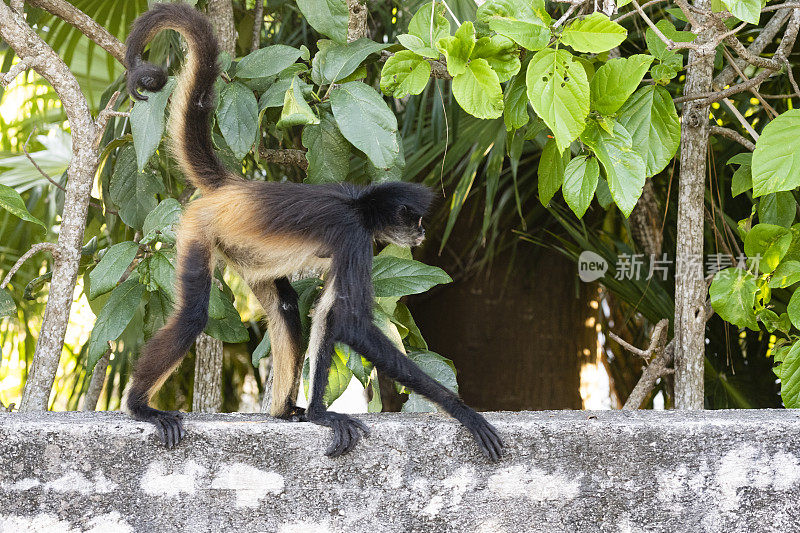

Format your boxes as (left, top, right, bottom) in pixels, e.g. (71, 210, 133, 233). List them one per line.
(206, 0, 237, 56)
(192, 333, 224, 412)
(0, 4, 98, 412)
(411, 243, 594, 411)
(673, 3, 714, 410)
(80, 351, 109, 411)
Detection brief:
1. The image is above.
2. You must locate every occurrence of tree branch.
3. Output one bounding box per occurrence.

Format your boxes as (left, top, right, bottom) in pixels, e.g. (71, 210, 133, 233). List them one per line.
(710, 125, 755, 150)
(0, 243, 60, 290)
(259, 148, 309, 170)
(251, 0, 264, 53)
(27, 0, 125, 64)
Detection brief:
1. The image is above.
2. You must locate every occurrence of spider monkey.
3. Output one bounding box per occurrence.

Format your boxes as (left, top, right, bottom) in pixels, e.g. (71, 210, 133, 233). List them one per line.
(123, 3, 503, 461)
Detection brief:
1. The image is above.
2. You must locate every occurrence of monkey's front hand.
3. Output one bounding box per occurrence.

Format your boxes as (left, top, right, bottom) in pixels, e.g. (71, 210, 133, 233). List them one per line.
(131, 406, 186, 449)
(461, 410, 504, 462)
(306, 410, 370, 458)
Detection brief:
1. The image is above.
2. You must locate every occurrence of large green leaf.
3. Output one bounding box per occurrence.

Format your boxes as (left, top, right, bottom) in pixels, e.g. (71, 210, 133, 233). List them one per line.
(581, 121, 646, 217)
(616, 85, 681, 177)
(216, 82, 259, 160)
(141, 251, 176, 299)
(590, 55, 653, 116)
(259, 77, 313, 109)
(130, 77, 176, 172)
(526, 49, 589, 153)
(397, 34, 439, 59)
(562, 155, 600, 218)
(380, 51, 432, 98)
(110, 146, 165, 230)
(775, 340, 800, 408)
(476, 0, 551, 51)
(204, 312, 249, 343)
(744, 223, 792, 273)
(709, 267, 759, 330)
(0, 183, 46, 229)
(788, 290, 800, 330)
(407, 1, 450, 49)
(759, 192, 796, 227)
(88, 241, 139, 300)
(752, 110, 800, 197)
(296, 0, 349, 43)
(470, 34, 521, 83)
(330, 81, 399, 169)
(87, 278, 146, 371)
(769, 260, 800, 288)
(561, 13, 627, 53)
(729, 153, 753, 197)
(720, 0, 760, 25)
(538, 138, 569, 206)
(452, 58, 504, 119)
(302, 110, 350, 183)
(371, 256, 452, 297)
(141, 198, 182, 244)
(323, 344, 354, 406)
(311, 39, 389, 85)
(236, 45, 303, 79)
(401, 349, 458, 413)
(276, 76, 320, 129)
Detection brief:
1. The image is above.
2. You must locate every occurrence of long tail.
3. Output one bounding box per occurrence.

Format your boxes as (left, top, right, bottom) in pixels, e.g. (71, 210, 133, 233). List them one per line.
(125, 3, 227, 191)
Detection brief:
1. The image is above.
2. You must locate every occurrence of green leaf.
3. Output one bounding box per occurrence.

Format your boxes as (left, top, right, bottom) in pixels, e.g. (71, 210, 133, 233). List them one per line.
(595, 177, 613, 208)
(538, 138, 569, 206)
(110, 146, 165, 230)
(581, 121, 646, 217)
(204, 312, 249, 343)
(646, 20, 696, 61)
(562, 155, 600, 218)
(0, 288, 16, 318)
(590, 55, 653, 115)
(236, 45, 303, 79)
(776, 340, 800, 408)
(371, 256, 452, 297)
(259, 77, 312, 109)
(503, 70, 529, 131)
(145, 251, 176, 299)
(0, 183, 46, 229)
(302, 110, 350, 183)
(476, 0, 551, 51)
(330, 81, 399, 169)
(311, 39, 389, 85)
(720, 0, 760, 25)
(616, 85, 681, 177)
(401, 349, 458, 412)
(709, 267, 759, 330)
(789, 290, 800, 330)
(757, 308, 782, 332)
(142, 199, 181, 244)
(216, 82, 259, 160)
(130, 77, 176, 172)
(89, 241, 139, 300)
(397, 34, 439, 59)
(252, 333, 270, 367)
(752, 110, 800, 197)
(769, 260, 800, 288)
(470, 34, 521, 83)
(729, 153, 753, 197)
(526, 48, 590, 153)
(87, 278, 146, 371)
(759, 192, 796, 227)
(561, 13, 627, 53)
(144, 290, 171, 339)
(435, 21, 476, 77)
(296, 0, 349, 43)
(452, 58, 504, 119)
(380, 50, 432, 98)
(744, 223, 793, 273)
(408, 2, 450, 49)
(276, 76, 320, 129)
(323, 344, 354, 405)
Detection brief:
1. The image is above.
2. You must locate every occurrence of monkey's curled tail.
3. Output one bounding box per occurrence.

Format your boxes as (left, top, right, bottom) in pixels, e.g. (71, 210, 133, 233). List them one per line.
(126, 3, 227, 191)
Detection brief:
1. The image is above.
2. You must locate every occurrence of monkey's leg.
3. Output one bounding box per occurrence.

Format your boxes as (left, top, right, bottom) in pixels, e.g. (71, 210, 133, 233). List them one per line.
(125, 240, 214, 448)
(251, 277, 305, 420)
(343, 325, 504, 461)
(303, 283, 369, 457)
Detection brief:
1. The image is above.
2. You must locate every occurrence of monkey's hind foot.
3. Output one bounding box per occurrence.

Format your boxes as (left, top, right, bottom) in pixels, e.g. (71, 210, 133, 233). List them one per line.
(307, 411, 370, 458)
(462, 410, 504, 462)
(132, 406, 186, 449)
(277, 405, 307, 422)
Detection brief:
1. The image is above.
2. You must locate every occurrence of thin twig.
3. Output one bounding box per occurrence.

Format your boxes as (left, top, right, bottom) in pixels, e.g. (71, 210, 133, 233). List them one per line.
(784, 57, 800, 100)
(93, 91, 122, 149)
(722, 97, 759, 141)
(710, 125, 755, 151)
(554, 3, 579, 29)
(1, 58, 36, 87)
(613, 0, 666, 22)
(1, 243, 59, 290)
(630, 0, 701, 51)
(674, 68, 775, 104)
(763, 3, 800, 11)
(609, 319, 669, 360)
(721, 47, 777, 118)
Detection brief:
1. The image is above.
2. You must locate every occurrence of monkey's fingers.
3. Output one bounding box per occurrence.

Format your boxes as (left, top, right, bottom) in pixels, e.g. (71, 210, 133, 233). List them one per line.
(325, 420, 349, 457)
(471, 421, 504, 462)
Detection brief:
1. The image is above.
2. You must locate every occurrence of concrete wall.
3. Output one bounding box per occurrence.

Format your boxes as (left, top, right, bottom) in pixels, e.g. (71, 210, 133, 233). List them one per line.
(2, 410, 800, 532)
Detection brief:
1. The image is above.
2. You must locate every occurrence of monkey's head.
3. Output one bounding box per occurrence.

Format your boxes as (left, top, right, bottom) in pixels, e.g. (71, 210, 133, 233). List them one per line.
(357, 182, 433, 247)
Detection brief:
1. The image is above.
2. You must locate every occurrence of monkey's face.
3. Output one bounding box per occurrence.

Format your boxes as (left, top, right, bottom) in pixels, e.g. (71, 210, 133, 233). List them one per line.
(376, 206, 426, 247)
